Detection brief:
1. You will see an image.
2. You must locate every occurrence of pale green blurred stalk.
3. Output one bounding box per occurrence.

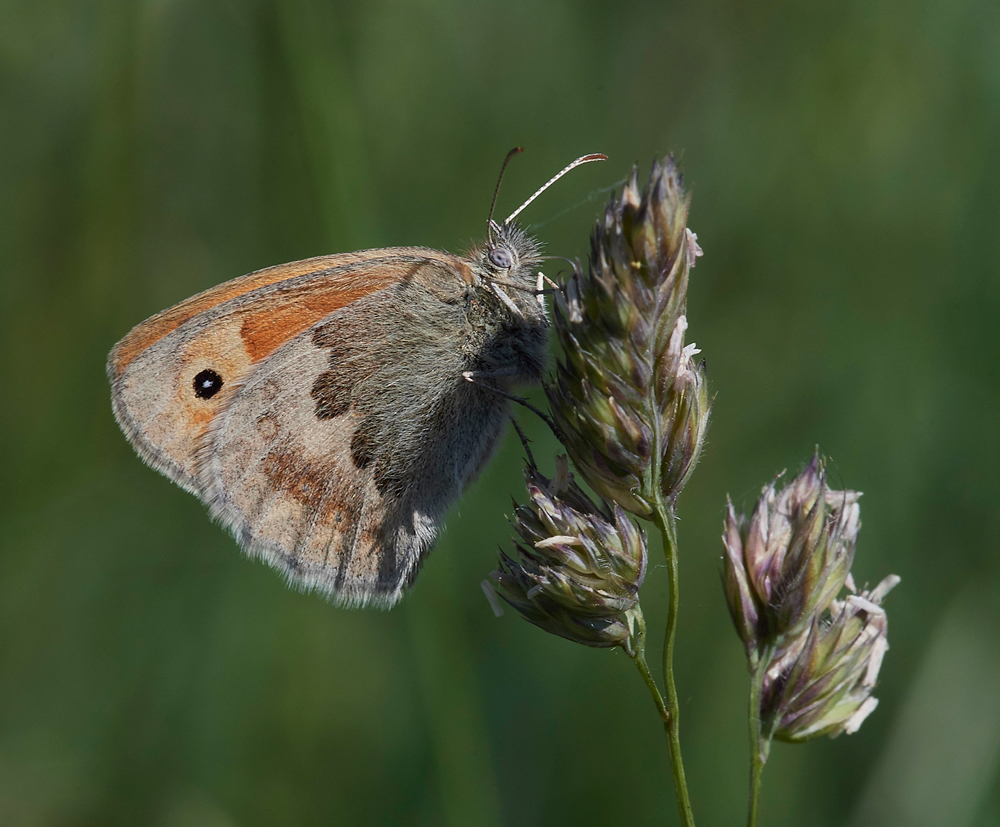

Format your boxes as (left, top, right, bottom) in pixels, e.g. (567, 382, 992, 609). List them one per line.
(653, 503, 696, 827)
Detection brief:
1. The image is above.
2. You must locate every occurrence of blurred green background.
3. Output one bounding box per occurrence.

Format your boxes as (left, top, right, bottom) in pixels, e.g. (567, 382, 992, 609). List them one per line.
(2, 0, 998, 825)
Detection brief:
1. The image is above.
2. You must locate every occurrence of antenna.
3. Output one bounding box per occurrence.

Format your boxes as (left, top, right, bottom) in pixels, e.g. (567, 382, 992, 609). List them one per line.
(503, 153, 607, 226)
(487, 147, 524, 243)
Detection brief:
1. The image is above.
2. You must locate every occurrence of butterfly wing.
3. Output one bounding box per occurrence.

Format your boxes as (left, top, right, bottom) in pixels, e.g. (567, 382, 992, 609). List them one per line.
(109, 248, 501, 607)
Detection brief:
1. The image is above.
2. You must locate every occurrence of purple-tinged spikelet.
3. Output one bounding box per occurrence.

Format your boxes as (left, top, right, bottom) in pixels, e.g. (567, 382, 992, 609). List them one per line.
(722, 452, 861, 658)
(547, 158, 709, 517)
(764, 575, 899, 741)
(488, 458, 648, 650)
(722, 451, 899, 744)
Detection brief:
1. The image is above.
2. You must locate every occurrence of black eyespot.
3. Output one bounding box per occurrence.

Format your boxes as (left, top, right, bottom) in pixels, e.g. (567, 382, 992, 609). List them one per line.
(193, 369, 223, 399)
(488, 247, 513, 269)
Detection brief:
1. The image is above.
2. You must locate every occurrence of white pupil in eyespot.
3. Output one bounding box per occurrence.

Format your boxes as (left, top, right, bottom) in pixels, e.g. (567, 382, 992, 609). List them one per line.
(488, 248, 512, 269)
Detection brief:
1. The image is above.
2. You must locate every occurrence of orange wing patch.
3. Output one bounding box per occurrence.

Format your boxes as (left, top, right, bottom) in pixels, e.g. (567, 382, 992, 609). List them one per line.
(237, 283, 382, 364)
(109, 248, 462, 378)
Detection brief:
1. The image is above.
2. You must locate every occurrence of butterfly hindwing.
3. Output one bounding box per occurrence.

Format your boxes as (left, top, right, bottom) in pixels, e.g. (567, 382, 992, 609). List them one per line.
(194, 263, 505, 605)
(196, 267, 514, 607)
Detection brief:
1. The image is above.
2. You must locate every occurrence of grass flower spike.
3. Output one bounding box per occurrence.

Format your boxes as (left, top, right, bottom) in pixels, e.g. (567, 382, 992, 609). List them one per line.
(722, 452, 860, 657)
(489, 157, 899, 827)
(532, 157, 707, 827)
(725, 452, 900, 827)
(764, 574, 899, 742)
(489, 457, 648, 651)
(547, 157, 709, 517)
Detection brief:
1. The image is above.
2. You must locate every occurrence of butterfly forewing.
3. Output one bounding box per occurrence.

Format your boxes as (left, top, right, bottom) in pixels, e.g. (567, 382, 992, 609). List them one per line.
(107, 249, 459, 495)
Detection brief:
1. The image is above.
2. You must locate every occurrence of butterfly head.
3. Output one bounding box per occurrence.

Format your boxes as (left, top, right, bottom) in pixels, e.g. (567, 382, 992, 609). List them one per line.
(472, 149, 606, 321)
(468, 220, 545, 320)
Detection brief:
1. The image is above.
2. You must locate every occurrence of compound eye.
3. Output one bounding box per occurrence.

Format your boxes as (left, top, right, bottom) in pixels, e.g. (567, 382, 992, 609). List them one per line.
(488, 247, 513, 269)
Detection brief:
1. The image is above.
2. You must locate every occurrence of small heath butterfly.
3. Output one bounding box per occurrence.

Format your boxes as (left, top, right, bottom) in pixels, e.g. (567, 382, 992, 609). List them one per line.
(108, 150, 606, 608)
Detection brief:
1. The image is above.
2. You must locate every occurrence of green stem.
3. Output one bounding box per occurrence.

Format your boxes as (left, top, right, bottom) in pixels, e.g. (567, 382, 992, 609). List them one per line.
(653, 499, 696, 827)
(748, 751, 763, 827)
(747, 646, 774, 827)
(628, 610, 670, 726)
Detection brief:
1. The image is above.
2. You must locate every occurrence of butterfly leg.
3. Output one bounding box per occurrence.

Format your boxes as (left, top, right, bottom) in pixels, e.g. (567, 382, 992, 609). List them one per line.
(461, 371, 561, 440)
(508, 416, 538, 469)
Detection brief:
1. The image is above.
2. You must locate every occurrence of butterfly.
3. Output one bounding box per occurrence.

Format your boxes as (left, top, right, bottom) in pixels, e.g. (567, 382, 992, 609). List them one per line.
(107, 150, 606, 608)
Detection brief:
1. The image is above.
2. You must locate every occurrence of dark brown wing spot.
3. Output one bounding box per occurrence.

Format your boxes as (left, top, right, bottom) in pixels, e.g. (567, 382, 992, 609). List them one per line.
(311, 370, 352, 419)
(350, 418, 377, 469)
(373, 454, 408, 501)
(312, 322, 352, 357)
(311, 320, 357, 420)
